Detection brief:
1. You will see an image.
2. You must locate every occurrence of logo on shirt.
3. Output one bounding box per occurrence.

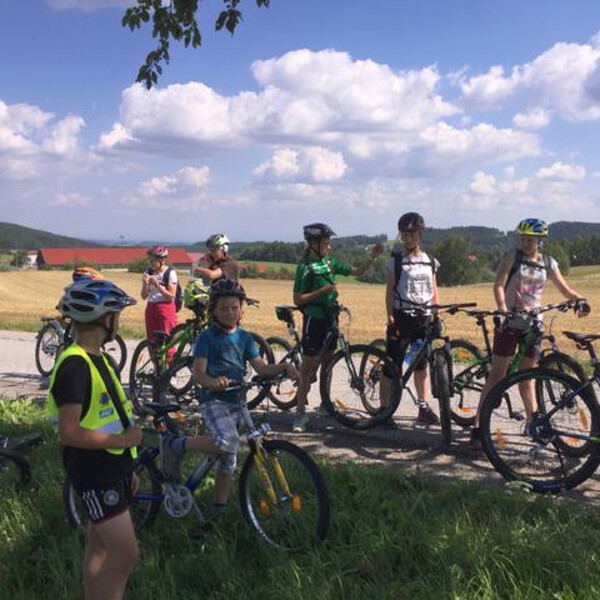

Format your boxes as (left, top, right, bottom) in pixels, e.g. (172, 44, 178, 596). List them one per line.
(100, 393, 110, 405)
(103, 489, 120, 506)
(99, 407, 115, 419)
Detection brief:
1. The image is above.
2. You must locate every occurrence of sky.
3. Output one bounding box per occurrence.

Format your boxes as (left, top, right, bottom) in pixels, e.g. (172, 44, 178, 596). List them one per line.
(2, 0, 600, 243)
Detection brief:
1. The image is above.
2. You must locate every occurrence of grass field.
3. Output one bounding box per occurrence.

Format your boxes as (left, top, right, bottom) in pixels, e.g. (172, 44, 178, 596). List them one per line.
(3, 399, 600, 599)
(1, 267, 599, 354)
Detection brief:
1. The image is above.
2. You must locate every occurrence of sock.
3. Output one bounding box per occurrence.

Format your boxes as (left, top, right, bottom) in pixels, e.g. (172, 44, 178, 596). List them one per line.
(166, 435, 187, 457)
(212, 502, 228, 516)
(417, 398, 427, 408)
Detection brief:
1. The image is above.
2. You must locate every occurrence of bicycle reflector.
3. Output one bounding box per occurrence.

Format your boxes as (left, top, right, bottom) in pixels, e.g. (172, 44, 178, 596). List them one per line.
(292, 495, 302, 512)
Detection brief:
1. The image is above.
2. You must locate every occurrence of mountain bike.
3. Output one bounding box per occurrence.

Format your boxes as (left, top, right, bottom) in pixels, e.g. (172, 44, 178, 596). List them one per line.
(35, 315, 127, 377)
(448, 301, 585, 428)
(64, 376, 330, 551)
(129, 300, 273, 415)
(0, 431, 43, 488)
(479, 330, 600, 493)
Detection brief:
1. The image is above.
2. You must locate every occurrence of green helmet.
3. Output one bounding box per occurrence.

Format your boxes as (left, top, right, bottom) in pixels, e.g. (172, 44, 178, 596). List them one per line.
(516, 218, 548, 237)
(184, 279, 210, 311)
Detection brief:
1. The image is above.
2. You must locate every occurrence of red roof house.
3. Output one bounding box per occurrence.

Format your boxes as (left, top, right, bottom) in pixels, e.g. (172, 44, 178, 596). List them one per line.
(37, 247, 192, 269)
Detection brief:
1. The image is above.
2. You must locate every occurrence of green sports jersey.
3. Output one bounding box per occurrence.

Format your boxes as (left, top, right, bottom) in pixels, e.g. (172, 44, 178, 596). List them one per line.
(293, 254, 352, 318)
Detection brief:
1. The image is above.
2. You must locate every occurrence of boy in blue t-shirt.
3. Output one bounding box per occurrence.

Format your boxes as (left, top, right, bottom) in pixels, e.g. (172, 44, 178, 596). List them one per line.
(165, 279, 299, 515)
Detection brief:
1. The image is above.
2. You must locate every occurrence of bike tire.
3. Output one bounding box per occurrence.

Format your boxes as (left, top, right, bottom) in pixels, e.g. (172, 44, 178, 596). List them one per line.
(433, 350, 453, 446)
(245, 332, 275, 410)
(34, 322, 62, 377)
(480, 368, 600, 492)
(6, 431, 43, 452)
(238, 439, 329, 550)
(166, 356, 194, 397)
(265, 336, 300, 410)
(320, 344, 401, 429)
(448, 339, 487, 428)
(102, 334, 127, 375)
(129, 340, 159, 415)
(537, 352, 589, 457)
(63, 457, 162, 530)
(169, 323, 195, 358)
(0, 448, 32, 487)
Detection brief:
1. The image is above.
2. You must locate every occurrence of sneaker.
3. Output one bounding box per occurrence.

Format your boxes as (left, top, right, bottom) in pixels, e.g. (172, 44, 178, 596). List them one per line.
(292, 413, 309, 433)
(161, 434, 186, 482)
(417, 404, 440, 425)
(468, 427, 483, 452)
(313, 404, 330, 417)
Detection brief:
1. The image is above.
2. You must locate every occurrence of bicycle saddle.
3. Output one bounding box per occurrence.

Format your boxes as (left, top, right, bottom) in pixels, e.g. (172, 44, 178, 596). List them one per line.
(563, 331, 600, 344)
(143, 403, 182, 417)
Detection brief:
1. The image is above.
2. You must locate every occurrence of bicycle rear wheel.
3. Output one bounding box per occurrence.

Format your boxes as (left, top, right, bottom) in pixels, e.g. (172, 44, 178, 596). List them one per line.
(129, 340, 159, 415)
(63, 457, 162, 530)
(320, 344, 401, 429)
(432, 350, 452, 446)
(265, 336, 299, 410)
(0, 449, 31, 488)
(449, 340, 486, 427)
(238, 439, 329, 550)
(480, 369, 600, 492)
(35, 323, 62, 377)
(245, 333, 275, 410)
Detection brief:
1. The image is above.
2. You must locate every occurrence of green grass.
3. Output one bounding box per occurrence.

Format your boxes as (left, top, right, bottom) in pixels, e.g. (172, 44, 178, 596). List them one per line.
(3, 399, 600, 599)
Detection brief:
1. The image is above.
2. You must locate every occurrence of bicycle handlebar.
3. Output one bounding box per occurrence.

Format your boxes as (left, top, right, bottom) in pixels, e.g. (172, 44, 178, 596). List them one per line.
(457, 300, 578, 320)
(395, 301, 477, 316)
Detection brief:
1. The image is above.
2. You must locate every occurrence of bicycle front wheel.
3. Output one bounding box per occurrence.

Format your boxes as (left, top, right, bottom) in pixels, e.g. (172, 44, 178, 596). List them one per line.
(0, 449, 32, 488)
(265, 336, 299, 410)
(239, 439, 329, 550)
(432, 350, 452, 446)
(449, 340, 487, 427)
(35, 323, 62, 377)
(320, 344, 401, 429)
(63, 458, 162, 530)
(480, 368, 600, 492)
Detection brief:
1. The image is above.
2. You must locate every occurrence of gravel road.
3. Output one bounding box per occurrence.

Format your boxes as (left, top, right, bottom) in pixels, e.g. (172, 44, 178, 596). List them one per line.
(2, 329, 599, 505)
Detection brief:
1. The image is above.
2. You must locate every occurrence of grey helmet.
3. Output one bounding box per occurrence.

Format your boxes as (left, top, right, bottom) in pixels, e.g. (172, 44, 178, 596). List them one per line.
(206, 233, 230, 253)
(59, 280, 137, 323)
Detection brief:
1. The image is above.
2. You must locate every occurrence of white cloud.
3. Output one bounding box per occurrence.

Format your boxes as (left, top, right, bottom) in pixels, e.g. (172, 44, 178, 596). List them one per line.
(460, 33, 600, 122)
(140, 166, 211, 197)
(535, 161, 586, 182)
(50, 192, 91, 207)
(254, 147, 347, 183)
(513, 108, 551, 130)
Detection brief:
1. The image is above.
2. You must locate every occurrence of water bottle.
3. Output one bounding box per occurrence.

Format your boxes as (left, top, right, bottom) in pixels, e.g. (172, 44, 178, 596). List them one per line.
(404, 339, 424, 366)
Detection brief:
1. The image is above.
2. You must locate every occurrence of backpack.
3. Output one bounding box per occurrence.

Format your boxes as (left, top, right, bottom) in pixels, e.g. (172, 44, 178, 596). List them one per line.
(392, 249, 437, 306)
(162, 267, 183, 312)
(504, 249, 553, 291)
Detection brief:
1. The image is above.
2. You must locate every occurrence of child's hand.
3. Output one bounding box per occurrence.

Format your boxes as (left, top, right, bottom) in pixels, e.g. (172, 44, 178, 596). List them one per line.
(370, 243, 384, 259)
(575, 299, 591, 318)
(121, 426, 143, 448)
(211, 376, 230, 391)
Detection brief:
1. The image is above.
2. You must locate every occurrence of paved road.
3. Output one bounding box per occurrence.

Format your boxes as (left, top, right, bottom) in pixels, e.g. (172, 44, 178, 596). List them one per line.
(2, 329, 599, 505)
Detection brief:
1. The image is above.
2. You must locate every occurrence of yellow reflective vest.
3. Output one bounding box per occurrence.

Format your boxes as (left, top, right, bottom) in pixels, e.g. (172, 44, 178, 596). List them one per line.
(47, 343, 137, 458)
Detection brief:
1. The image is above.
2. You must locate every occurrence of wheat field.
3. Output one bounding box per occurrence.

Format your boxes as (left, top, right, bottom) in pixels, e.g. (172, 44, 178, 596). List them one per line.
(1, 269, 599, 356)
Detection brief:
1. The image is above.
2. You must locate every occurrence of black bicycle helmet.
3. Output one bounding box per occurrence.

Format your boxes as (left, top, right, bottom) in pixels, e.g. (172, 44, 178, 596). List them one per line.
(397, 212, 425, 232)
(303, 223, 336, 243)
(209, 279, 247, 305)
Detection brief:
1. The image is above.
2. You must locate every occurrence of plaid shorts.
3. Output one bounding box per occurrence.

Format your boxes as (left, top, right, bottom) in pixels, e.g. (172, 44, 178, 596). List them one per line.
(199, 400, 243, 474)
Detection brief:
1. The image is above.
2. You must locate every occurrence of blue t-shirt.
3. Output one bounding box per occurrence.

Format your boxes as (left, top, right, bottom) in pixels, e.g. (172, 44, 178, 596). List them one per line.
(193, 324, 260, 404)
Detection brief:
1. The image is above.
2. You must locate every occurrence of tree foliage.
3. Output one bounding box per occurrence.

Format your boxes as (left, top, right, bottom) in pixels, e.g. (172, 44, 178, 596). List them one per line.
(122, 0, 271, 89)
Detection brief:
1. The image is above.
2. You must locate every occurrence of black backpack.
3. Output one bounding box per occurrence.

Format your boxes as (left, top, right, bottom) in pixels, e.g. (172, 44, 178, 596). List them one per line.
(162, 267, 183, 312)
(504, 249, 553, 291)
(392, 249, 437, 306)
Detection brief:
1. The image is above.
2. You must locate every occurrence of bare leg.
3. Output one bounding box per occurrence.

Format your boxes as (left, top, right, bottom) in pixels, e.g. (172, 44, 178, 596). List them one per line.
(84, 511, 139, 600)
(214, 471, 234, 504)
(414, 367, 428, 402)
(296, 355, 317, 413)
(517, 355, 538, 418)
(476, 355, 513, 425)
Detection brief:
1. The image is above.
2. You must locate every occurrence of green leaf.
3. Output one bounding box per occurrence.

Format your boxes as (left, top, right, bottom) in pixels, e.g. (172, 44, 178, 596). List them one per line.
(215, 10, 227, 31)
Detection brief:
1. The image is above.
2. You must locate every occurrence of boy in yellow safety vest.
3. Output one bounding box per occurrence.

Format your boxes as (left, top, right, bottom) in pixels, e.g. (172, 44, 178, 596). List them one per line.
(47, 279, 141, 600)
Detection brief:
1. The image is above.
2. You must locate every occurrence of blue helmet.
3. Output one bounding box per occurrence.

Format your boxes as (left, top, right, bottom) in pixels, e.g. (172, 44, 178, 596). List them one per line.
(59, 280, 136, 323)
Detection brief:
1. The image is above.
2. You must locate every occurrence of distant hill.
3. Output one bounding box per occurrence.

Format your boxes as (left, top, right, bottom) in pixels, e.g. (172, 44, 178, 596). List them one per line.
(548, 221, 600, 240)
(0, 222, 99, 250)
(426, 226, 506, 247)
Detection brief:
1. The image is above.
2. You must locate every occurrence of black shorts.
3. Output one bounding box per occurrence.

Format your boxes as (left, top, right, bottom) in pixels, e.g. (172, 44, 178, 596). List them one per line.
(301, 315, 338, 357)
(386, 312, 429, 371)
(73, 474, 133, 524)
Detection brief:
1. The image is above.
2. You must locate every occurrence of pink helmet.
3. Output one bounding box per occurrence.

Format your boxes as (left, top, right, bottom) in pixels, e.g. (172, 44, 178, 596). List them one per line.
(147, 245, 168, 259)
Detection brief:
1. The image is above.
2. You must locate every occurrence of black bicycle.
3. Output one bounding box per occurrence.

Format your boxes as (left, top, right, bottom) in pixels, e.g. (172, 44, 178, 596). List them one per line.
(0, 431, 43, 487)
(64, 376, 330, 551)
(479, 330, 600, 492)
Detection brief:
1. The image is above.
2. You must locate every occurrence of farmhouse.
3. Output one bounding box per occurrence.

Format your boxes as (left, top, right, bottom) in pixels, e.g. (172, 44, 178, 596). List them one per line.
(37, 247, 193, 270)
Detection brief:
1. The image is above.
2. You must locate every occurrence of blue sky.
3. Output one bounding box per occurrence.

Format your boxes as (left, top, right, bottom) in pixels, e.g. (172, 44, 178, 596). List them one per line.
(1, 0, 600, 243)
